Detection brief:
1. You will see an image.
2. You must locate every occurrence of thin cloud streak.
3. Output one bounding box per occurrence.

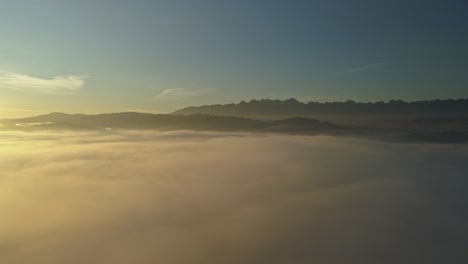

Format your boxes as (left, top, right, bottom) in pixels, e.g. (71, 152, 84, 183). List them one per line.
(151, 88, 185, 100)
(0, 71, 87, 94)
(0, 107, 37, 112)
(331, 61, 390, 76)
(150, 88, 214, 101)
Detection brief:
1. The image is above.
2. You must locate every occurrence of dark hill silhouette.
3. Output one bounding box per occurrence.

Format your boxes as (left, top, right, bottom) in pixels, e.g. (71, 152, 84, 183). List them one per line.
(0, 112, 340, 134)
(2, 100, 468, 143)
(172, 98, 468, 117)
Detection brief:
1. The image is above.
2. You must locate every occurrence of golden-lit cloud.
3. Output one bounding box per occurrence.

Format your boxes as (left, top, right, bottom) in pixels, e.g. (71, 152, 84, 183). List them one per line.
(0, 131, 466, 263)
(0, 71, 87, 94)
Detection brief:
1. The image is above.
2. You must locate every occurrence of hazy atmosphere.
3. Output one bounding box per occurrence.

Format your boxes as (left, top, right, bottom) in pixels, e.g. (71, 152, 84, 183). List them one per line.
(1, 1, 468, 263)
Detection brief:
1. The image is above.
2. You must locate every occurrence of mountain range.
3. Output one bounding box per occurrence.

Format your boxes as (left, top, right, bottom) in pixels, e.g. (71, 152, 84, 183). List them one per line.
(0, 112, 340, 134)
(1, 98, 468, 143)
(173, 98, 468, 117)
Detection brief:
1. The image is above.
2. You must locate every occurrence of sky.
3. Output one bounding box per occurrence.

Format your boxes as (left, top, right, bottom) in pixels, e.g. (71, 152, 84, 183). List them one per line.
(0, 0, 467, 117)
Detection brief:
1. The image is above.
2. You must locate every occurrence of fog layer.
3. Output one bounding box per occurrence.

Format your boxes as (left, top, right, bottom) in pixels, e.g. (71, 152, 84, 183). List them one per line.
(1, 131, 467, 264)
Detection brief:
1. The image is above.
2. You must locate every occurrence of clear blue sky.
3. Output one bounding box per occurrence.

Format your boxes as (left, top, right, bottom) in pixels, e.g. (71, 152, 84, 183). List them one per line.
(0, 0, 467, 117)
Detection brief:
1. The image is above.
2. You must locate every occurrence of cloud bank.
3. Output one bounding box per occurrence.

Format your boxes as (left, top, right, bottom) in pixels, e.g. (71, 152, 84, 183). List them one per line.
(0, 131, 467, 264)
(0, 71, 87, 94)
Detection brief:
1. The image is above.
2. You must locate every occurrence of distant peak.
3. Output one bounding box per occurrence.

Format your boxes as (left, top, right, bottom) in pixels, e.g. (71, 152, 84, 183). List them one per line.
(171, 98, 468, 116)
(246, 98, 300, 104)
(284, 98, 299, 103)
(42, 112, 70, 117)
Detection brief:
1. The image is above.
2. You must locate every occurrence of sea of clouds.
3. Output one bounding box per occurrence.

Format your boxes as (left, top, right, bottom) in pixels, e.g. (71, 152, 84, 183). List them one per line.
(1, 131, 467, 264)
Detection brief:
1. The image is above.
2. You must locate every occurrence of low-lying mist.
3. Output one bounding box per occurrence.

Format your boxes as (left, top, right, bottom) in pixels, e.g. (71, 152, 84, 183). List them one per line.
(1, 131, 467, 264)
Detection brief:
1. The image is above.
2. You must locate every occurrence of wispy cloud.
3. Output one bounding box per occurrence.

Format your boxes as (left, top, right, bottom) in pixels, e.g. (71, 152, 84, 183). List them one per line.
(150, 88, 213, 101)
(331, 61, 390, 76)
(0, 107, 36, 112)
(0, 71, 87, 94)
(151, 88, 185, 100)
(121, 108, 163, 114)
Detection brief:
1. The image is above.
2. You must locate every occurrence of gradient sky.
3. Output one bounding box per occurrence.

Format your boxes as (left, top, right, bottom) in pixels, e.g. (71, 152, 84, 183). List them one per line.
(0, 0, 467, 117)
